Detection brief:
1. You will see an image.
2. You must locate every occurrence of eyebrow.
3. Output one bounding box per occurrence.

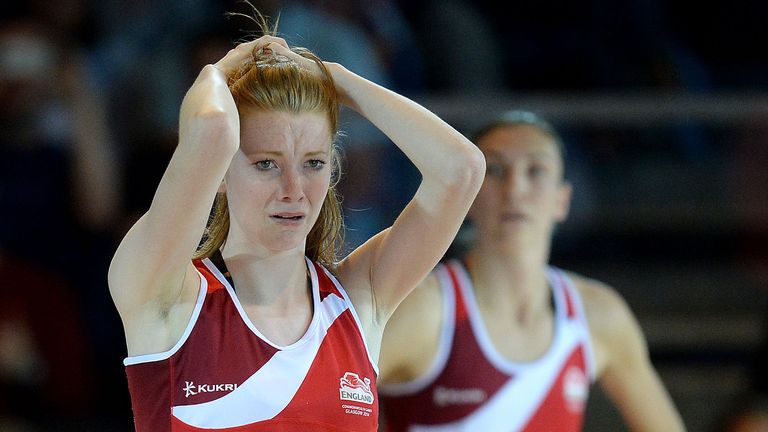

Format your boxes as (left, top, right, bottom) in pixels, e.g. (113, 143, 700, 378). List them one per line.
(251, 150, 329, 157)
(485, 150, 557, 160)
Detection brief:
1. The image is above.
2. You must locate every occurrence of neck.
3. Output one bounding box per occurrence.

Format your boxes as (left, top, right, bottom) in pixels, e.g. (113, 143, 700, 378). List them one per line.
(465, 245, 551, 325)
(220, 243, 309, 307)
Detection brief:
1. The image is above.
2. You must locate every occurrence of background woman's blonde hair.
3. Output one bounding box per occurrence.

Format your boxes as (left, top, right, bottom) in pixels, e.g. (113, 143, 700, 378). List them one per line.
(194, 9, 344, 269)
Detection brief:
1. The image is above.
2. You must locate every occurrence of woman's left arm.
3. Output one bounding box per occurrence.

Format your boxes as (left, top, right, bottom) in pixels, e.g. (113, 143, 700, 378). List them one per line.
(583, 281, 687, 432)
(327, 62, 485, 323)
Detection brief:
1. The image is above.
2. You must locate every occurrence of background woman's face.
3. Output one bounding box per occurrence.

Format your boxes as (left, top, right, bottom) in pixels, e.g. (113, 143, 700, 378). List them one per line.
(470, 125, 571, 251)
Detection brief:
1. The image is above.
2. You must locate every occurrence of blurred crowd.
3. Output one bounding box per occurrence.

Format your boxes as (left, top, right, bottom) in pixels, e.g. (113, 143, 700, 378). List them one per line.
(0, 0, 766, 430)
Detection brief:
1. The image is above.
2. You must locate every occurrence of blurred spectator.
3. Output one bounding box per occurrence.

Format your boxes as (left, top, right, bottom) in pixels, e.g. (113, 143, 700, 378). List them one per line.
(270, 0, 424, 93)
(0, 18, 119, 269)
(0, 16, 128, 428)
(0, 252, 92, 430)
(91, 0, 218, 149)
(22, 0, 98, 50)
(118, 25, 239, 242)
(406, 0, 505, 92)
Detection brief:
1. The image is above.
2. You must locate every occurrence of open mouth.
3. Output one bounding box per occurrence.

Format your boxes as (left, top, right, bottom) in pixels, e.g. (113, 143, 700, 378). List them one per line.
(501, 212, 527, 223)
(271, 213, 306, 223)
(272, 215, 304, 220)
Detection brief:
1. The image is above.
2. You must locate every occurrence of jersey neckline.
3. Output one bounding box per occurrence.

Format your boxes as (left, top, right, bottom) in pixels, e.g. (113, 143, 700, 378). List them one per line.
(202, 256, 321, 351)
(447, 260, 569, 374)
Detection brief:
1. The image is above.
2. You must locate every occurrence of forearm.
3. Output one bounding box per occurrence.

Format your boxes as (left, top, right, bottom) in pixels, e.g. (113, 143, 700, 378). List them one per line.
(586, 283, 686, 432)
(135, 66, 240, 270)
(329, 65, 484, 319)
(327, 63, 483, 189)
(600, 351, 686, 432)
(178, 65, 240, 157)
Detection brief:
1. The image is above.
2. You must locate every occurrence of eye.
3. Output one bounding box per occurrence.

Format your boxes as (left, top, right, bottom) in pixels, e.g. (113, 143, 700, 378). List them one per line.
(254, 160, 276, 170)
(305, 159, 327, 170)
(486, 163, 506, 179)
(528, 163, 548, 178)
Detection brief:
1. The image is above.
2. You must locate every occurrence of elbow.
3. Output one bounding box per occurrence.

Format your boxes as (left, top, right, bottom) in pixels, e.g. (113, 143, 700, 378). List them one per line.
(448, 139, 486, 196)
(181, 107, 239, 153)
(467, 143, 487, 189)
(189, 106, 234, 131)
(179, 77, 240, 154)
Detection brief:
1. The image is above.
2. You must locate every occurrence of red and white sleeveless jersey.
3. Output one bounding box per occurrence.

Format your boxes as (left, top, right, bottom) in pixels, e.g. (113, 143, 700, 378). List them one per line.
(379, 260, 596, 432)
(124, 258, 379, 432)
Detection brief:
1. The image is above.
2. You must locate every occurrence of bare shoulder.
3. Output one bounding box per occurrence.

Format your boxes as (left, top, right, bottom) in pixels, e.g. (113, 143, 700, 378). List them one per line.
(565, 270, 648, 377)
(566, 270, 634, 329)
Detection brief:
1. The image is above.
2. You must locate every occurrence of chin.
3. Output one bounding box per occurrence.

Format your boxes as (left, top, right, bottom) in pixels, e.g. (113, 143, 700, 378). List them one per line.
(263, 232, 309, 254)
(492, 229, 533, 247)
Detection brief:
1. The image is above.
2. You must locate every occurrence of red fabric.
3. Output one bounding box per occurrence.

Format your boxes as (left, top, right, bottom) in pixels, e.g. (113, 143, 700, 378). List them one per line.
(380, 262, 591, 432)
(125, 259, 377, 432)
(521, 347, 588, 431)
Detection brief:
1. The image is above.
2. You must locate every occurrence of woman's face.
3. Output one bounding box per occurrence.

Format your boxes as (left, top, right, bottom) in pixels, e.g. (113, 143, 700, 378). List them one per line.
(470, 124, 571, 252)
(224, 110, 332, 254)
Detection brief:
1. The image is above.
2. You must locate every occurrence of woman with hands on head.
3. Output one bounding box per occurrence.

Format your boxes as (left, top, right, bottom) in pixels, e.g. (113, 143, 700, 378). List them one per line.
(107, 14, 484, 432)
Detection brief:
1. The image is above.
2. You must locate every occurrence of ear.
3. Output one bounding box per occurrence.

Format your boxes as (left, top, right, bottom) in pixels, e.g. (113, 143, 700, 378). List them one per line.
(554, 181, 572, 222)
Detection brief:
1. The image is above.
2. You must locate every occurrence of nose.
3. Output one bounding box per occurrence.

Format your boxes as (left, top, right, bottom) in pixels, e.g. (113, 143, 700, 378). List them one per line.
(503, 168, 527, 200)
(279, 168, 304, 202)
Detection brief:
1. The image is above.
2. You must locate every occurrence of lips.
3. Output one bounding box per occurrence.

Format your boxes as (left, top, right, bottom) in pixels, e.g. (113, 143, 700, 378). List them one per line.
(501, 211, 527, 223)
(272, 212, 304, 219)
(270, 212, 306, 225)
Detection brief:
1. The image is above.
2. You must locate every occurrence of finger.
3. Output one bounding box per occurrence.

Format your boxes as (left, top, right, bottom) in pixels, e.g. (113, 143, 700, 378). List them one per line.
(214, 47, 251, 71)
(264, 41, 283, 54)
(258, 35, 289, 49)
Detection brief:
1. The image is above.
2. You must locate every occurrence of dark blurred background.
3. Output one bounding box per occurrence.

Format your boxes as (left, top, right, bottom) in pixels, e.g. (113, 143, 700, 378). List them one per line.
(0, 1, 766, 431)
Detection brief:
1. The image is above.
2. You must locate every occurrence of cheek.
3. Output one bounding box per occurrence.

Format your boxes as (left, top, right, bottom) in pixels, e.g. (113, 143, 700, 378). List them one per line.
(530, 179, 559, 201)
(469, 190, 496, 219)
(226, 175, 272, 216)
(534, 188, 566, 217)
(307, 175, 331, 202)
(474, 185, 500, 207)
(228, 188, 266, 222)
(232, 177, 268, 201)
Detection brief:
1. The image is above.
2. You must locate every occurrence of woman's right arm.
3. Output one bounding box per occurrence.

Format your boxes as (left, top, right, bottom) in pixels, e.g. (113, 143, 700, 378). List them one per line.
(108, 51, 245, 329)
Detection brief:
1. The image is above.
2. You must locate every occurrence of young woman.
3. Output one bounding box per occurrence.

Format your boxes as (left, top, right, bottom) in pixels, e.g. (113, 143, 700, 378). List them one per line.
(378, 111, 685, 432)
(107, 22, 485, 431)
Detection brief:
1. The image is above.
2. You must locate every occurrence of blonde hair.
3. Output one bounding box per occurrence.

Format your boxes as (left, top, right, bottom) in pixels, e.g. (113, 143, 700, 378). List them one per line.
(194, 12, 344, 268)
